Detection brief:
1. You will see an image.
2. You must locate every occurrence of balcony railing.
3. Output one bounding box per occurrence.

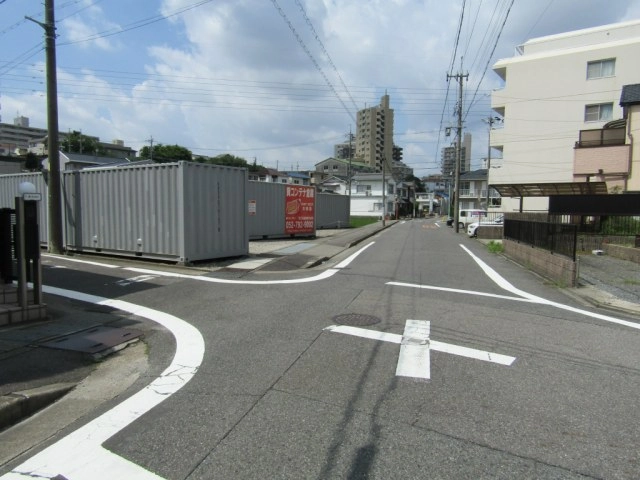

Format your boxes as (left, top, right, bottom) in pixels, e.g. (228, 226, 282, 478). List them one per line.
(576, 128, 626, 148)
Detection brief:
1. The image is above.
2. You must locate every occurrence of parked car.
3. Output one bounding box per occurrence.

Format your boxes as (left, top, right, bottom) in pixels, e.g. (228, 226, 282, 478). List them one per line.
(458, 209, 487, 229)
(467, 215, 504, 237)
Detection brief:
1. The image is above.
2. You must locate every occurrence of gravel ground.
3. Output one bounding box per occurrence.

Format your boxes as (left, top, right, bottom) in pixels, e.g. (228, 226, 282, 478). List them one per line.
(578, 252, 640, 305)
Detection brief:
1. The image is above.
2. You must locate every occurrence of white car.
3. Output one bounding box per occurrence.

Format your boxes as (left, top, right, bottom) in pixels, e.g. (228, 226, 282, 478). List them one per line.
(467, 215, 504, 237)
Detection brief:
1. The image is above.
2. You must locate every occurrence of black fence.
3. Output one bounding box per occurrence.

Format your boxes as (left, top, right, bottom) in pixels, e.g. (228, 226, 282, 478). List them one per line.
(504, 219, 578, 261)
(0, 208, 16, 283)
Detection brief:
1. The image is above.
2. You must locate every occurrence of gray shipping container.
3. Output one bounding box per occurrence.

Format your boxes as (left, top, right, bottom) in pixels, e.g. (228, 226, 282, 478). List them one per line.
(1, 162, 248, 263)
(316, 193, 350, 229)
(64, 162, 248, 262)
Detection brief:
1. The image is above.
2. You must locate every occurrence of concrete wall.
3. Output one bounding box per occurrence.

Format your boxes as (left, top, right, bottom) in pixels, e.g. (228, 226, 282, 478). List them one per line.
(476, 226, 503, 240)
(503, 239, 578, 287)
(603, 243, 640, 263)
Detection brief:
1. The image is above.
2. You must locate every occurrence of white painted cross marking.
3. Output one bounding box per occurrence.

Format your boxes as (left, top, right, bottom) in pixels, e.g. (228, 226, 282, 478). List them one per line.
(396, 320, 431, 380)
(324, 320, 516, 380)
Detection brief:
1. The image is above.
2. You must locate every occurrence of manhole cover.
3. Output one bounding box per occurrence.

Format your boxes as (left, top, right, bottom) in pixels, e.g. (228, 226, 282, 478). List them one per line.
(332, 313, 381, 326)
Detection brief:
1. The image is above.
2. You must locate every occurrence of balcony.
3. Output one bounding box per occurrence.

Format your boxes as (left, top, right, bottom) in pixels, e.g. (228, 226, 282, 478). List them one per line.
(575, 127, 626, 148)
(573, 145, 630, 176)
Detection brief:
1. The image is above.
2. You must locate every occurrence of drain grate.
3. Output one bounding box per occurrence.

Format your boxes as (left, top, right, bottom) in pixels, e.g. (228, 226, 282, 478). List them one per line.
(332, 313, 381, 326)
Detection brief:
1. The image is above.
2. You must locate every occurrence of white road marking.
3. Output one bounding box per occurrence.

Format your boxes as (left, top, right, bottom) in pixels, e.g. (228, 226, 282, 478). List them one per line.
(116, 274, 158, 286)
(43, 254, 119, 269)
(396, 320, 431, 380)
(459, 244, 640, 330)
(386, 281, 538, 303)
(2, 286, 205, 480)
(324, 323, 516, 373)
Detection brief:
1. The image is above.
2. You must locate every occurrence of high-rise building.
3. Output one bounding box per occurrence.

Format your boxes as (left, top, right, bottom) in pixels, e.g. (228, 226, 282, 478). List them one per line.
(441, 133, 471, 176)
(355, 94, 394, 172)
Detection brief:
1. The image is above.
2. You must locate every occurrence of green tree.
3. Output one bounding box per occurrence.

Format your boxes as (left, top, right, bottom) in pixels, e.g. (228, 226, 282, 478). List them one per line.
(61, 130, 104, 155)
(208, 153, 249, 168)
(139, 144, 193, 162)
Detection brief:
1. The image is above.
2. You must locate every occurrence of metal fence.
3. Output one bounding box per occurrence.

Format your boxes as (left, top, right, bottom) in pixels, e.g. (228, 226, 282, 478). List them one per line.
(503, 219, 578, 261)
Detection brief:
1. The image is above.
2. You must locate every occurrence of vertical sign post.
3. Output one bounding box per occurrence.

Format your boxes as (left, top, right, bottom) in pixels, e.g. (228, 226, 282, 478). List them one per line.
(285, 186, 315, 235)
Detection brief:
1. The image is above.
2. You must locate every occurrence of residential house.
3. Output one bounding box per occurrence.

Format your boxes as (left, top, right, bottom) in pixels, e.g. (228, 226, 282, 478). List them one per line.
(317, 175, 348, 195)
(283, 171, 310, 186)
(350, 173, 397, 218)
(490, 20, 640, 211)
(458, 169, 501, 211)
(573, 83, 640, 192)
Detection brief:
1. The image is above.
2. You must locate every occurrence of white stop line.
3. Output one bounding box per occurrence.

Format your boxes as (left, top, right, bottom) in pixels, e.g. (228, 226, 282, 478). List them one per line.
(325, 320, 516, 381)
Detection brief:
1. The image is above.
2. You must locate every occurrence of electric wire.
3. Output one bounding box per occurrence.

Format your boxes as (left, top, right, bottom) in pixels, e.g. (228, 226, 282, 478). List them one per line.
(293, 0, 359, 112)
(270, 0, 356, 124)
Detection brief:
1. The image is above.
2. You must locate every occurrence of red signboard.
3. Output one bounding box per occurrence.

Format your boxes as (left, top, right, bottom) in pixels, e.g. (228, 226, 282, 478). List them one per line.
(285, 185, 315, 234)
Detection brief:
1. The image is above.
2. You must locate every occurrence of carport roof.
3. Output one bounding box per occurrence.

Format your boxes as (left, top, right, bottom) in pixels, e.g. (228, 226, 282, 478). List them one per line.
(490, 182, 608, 197)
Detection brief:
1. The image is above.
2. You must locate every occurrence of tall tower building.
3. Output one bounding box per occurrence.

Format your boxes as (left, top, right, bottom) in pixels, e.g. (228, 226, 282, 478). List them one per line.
(441, 133, 471, 176)
(355, 94, 394, 172)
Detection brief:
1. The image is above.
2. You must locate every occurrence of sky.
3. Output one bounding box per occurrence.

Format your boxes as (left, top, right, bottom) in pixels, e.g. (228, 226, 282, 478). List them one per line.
(1, 0, 639, 176)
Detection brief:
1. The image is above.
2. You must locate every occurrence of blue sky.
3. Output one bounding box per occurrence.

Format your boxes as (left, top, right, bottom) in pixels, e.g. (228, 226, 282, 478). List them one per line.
(1, 0, 639, 174)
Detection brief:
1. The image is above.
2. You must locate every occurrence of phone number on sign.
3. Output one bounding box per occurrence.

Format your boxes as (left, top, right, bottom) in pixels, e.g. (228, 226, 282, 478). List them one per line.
(286, 220, 314, 230)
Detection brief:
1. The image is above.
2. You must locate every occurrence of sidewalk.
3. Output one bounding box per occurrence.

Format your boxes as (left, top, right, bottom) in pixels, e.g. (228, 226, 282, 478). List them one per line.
(0, 219, 638, 445)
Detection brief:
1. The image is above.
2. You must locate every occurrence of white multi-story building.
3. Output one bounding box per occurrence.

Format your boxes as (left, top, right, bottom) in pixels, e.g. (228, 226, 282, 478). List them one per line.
(490, 20, 640, 212)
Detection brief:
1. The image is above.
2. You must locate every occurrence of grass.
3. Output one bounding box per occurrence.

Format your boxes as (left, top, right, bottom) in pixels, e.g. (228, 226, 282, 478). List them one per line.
(350, 216, 381, 228)
(486, 240, 504, 254)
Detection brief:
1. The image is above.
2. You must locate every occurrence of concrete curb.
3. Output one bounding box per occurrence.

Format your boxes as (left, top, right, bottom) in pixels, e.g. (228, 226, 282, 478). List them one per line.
(0, 382, 76, 431)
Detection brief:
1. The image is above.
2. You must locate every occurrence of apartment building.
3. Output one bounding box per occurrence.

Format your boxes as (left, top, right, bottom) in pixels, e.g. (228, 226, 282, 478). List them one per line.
(356, 94, 394, 172)
(441, 132, 471, 176)
(490, 20, 640, 212)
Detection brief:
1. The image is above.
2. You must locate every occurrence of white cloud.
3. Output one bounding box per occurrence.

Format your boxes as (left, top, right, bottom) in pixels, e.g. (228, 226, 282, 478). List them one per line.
(2, 0, 638, 174)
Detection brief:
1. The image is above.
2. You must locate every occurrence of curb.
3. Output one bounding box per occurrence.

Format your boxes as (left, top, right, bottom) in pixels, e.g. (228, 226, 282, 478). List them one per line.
(0, 382, 76, 431)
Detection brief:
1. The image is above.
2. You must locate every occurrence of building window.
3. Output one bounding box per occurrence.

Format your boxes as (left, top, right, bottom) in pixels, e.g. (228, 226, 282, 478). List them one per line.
(585, 103, 613, 122)
(356, 184, 371, 194)
(332, 165, 339, 170)
(323, 165, 328, 171)
(587, 59, 615, 79)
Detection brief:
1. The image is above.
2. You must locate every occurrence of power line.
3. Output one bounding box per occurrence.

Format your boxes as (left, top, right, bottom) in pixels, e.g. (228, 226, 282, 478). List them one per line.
(464, 0, 514, 119)
(293, 0, 359, 112)
(270, 0, 356, 124)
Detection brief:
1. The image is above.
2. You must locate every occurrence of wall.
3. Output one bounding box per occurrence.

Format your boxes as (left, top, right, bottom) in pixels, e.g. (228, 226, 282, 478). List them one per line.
(603, 243, 640, 263)
(503, 239, 578, 287)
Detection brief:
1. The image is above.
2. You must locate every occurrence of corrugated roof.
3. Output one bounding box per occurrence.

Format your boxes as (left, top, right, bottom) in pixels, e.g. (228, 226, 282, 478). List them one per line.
(491, 182, 608, 197)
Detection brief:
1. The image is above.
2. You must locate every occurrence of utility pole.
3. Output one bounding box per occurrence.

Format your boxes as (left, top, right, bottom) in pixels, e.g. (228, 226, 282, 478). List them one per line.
(447, 71, 468, 233)
(347, 128, 354, 197)
(483, 116, 501, 211)
(27, 0, 63, 253)
(147, 136, 154, 161)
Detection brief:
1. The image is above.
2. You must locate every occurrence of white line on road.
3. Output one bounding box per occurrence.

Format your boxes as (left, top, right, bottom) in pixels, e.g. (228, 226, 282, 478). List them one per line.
(459, 244, 640, 330)
(3, 286, 205, 480)
(396, 320, 431, 380)
(324, 324, 516, 368)
(386, 281, 538, 303)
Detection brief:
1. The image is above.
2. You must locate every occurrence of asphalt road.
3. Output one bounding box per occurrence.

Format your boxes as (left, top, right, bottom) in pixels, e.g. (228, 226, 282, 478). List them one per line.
(3, 218, 640, 479)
